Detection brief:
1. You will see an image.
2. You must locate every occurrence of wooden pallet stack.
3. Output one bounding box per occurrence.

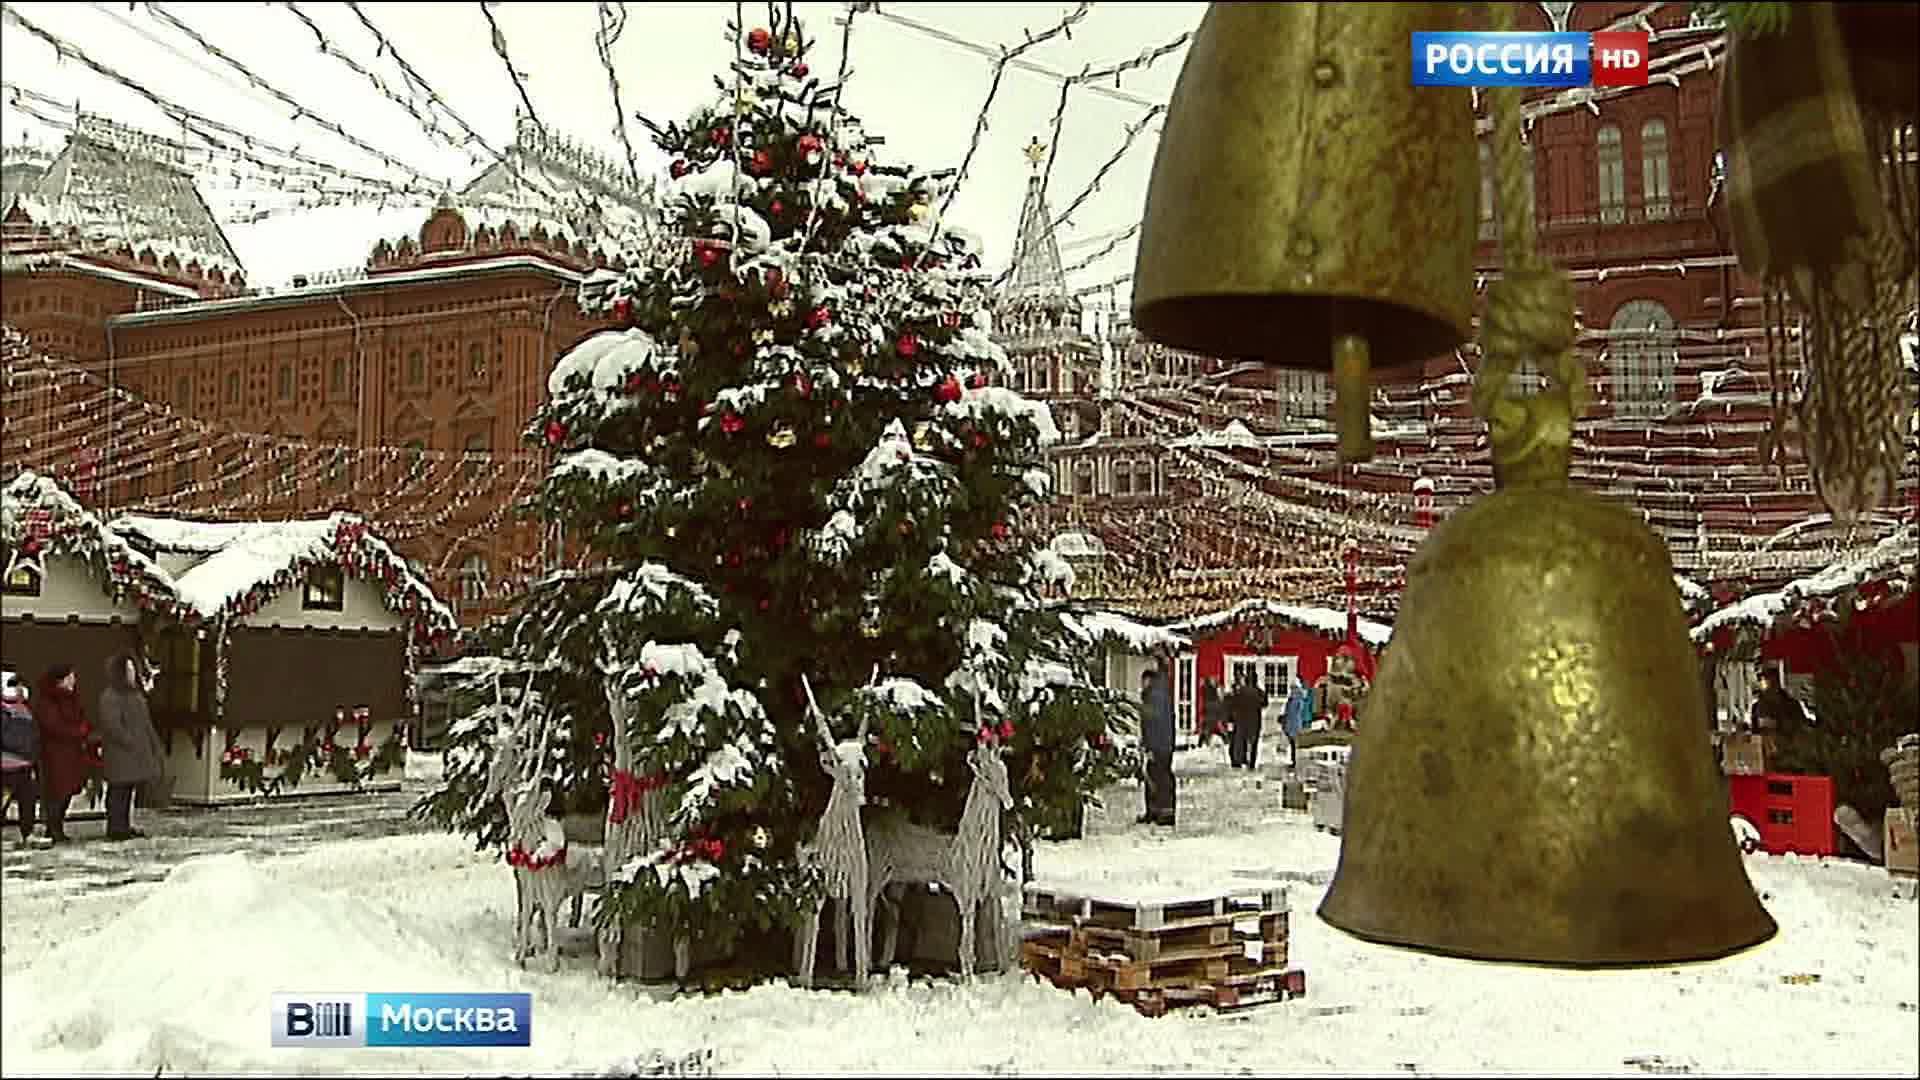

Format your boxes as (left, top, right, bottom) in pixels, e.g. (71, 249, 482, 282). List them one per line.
(1020, 883, 1307, 1017)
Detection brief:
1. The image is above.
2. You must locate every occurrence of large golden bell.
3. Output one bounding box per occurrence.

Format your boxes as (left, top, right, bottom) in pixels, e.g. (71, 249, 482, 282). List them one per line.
(1132, 2, 1478, 462)
(1318, 485, 1778, 966)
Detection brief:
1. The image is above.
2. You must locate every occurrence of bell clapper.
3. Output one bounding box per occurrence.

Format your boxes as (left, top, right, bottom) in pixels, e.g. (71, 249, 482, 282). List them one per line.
(1332, 333, 1375, 464)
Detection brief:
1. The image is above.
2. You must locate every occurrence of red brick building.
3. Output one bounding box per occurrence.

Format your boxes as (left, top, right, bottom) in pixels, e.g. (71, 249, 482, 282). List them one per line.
(2, 119, 647, 625)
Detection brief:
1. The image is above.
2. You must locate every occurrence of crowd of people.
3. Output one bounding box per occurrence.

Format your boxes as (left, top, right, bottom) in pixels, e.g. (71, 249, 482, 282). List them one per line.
(1131, 650, 1371, 830)
(0, 654, 167, 848)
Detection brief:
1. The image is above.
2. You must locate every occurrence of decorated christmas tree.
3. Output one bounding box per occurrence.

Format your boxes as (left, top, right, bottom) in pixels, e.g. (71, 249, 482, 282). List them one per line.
(419, 11, 1137, 971)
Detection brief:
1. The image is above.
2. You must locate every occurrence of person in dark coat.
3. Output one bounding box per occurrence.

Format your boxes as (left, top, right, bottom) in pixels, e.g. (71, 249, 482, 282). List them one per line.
(1227, 669, 1270, 770)
(96, 653, 165, 841)
(2, 670, 49, 846)
(1198, 678, 1223, 747)
(1749, 668, 1808, 738)
(35, 664, 92, 845)
(1135, 665, 1177, 827)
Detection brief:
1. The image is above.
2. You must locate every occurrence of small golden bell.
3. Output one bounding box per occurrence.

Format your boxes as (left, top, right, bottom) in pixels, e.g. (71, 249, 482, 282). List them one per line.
(911, 422, 932, 451)
(767, 424, 796, 449)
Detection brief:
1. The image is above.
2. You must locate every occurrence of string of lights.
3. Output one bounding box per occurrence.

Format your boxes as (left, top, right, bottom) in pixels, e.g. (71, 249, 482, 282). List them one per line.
(273, 1, 483, 166)
(137, 3, 450, 191)
(865, 6, 1164, 110)
(0, 5, 436, 199)
(592, 0, 644, 187)
(478, 2, 545, 139)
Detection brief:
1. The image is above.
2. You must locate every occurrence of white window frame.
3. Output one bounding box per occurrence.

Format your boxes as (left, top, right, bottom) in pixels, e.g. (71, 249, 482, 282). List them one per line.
(1226, 655, 1297, 718)
(1597, 124, 1626, 224)
(1641, 118, 1671, 220)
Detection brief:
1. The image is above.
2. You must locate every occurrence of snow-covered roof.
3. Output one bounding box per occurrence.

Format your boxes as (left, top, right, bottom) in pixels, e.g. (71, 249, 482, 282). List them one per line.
(1, 469, 181, 613)
(104, 511, 455, 632)
(1062, 609, 1190, 655)
(1169, 598, 1394, 649)
(1693, 525, 1918, 644)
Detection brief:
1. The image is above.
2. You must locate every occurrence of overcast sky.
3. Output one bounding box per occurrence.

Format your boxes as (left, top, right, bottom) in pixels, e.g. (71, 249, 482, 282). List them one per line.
(0, 1, 1202, 290)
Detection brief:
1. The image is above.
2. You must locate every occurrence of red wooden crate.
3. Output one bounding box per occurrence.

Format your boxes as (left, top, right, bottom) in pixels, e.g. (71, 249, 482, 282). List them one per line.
(1729, 773, 1836, 857)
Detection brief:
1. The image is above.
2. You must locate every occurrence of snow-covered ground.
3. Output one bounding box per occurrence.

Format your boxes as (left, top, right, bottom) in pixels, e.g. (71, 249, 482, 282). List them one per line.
(2, 745, 1915, 1076)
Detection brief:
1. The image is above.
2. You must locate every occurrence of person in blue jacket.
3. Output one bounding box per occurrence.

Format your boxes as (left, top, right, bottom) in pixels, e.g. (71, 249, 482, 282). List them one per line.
(1136, 663, 1177, 827)
(1283, 674, 1313, 767)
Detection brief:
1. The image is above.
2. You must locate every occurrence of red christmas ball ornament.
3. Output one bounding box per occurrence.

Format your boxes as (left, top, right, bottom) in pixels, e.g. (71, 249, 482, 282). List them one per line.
(625, 372, 647, 394)
(944, 312, 964, 329)
(594, 732, 607, 747)
(711, 125, 732, 147)
(725, 550, 743, 568)
(807, 306, 831, 329)
(697, 243, 722, 268)
(791, 372, 812, 398)
(612, 297, 633, 323)
(966, 373, 989, 390)
(796, 133, 824, 158)
(767, 267, 788, 297)
(971, 432, 989, 449)
(769, 199, 785, 218)
(772, 526, 790, 549)
(896, 333, 919, 358)
(813, 432, 832, 450)
(758, 597, 770, 612)
(790, 62, 809, 78)
(21, 538, 42, 557)
(998, 720, 1015, 741)
(544, 420, 567, 447)
(898, 520, 912, 536)
(670, 159, 689, 179)
(746, 26, 772, 53)
(934, 376, 963, 404)
(738, 496, 753, 512)
(978, 724, 995, 745)
(849, 159, 868, 176)
(991, 521, 1010, 540)
(720, 412, 746, 435)
(749, 149, 774, 175)
(616, 501, 633, 519)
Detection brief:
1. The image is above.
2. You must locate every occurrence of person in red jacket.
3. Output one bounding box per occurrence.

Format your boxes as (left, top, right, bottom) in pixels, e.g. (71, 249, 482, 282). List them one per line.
(35, 664, 92, 845)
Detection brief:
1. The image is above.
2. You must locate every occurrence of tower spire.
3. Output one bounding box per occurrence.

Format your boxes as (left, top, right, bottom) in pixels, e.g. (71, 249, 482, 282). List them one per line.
(1004, 137, 1072, 310)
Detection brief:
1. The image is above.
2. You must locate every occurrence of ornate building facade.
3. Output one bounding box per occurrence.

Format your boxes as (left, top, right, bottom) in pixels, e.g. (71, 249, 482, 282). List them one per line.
(2, 120, 650, 626)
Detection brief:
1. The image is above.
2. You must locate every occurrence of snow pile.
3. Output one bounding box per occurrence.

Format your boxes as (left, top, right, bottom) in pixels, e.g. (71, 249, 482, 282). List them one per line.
(1, 754, 1916, 1075)
(0, 849, 482, 1074)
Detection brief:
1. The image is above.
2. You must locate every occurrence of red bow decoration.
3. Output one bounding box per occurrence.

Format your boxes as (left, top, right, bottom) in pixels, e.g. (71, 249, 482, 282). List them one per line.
(505, 844, 567, 871)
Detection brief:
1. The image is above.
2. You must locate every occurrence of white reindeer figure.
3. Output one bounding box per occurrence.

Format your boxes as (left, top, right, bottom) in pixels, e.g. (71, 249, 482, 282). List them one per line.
(490, 673, 596, 972)
(596, 681, 691, 980)
(793, 674, 873, 989)
(866, 738, 1015, 979)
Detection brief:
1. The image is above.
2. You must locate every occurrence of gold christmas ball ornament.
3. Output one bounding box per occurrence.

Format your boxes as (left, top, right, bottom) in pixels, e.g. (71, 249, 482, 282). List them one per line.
(770, 300, 794, 319)
(751, 826, 770, 849)
(909, 201, 931, 223)
(768, 424, 797, 449)
(911, 422, 933, 451)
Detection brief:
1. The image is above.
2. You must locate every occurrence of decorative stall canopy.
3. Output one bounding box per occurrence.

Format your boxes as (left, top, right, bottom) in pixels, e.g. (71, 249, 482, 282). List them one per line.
(2, 470, 186, 618)
(1694, 524, 1919, 673)
(1168, 598, 1393, 651)
(1058, 608, 1191, 657)
(106, 512, 457, 639)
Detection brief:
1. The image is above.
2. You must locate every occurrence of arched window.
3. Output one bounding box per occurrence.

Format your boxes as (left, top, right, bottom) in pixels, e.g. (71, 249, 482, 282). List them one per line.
(468, 343, 486, 381)
(1113, 457, 1134, 496)
(1608, 299, 1676, 418)
(463, 432, 490, 482)
(1597, 124, 1626, 223)
(225, 371, 241, 405)
(331, 357, 349, 394)
(1478, 142, 1496, 240)
(277, 364, 294, 401)
(175, 375, 192, 409)
(460, 553, 488, 605)
(1073, 459, 1094, 497)
(406, 349, 425, 386)
(1641, 118, 1670, 220)
(1134, 459, 1156, 496)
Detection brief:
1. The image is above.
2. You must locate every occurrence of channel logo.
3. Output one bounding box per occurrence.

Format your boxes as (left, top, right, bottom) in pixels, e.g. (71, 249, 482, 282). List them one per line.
(271, 992, 532, 1048)
(1413, 31, 1649, 88)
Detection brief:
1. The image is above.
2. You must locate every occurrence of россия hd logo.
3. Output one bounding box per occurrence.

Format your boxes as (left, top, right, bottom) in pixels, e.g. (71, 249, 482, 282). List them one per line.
(271, 993, 532, 1048)
(1412, 30, 1649, 88)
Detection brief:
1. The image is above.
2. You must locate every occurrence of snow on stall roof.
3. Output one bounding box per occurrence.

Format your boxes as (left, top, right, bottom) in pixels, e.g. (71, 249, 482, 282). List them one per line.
(104, 511, 453, 627)
(1169, 598, 1393, 648)
(1063, 609, 1191, 654)
(1693, 524, 1918, 642)
(1049, 530, 1107, 559)
(1, 470, 177, 602)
